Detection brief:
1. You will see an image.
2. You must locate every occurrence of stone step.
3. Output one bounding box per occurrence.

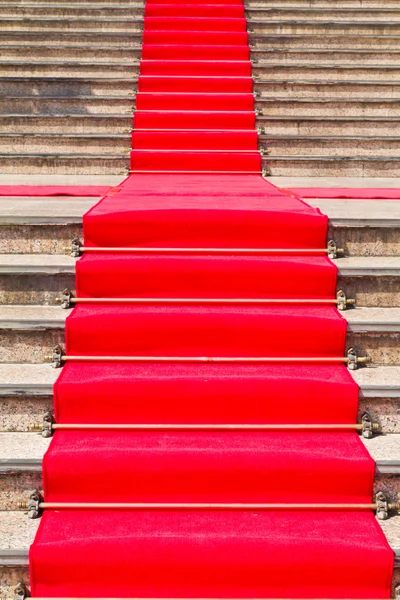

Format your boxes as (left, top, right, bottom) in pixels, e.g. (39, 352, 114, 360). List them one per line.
(250, 33, 400, 50)
(261, 136, 400, 157)
(253, 63, 400, 81)
(0, 133, 131, 154)
(1, 362, 399, 433)
(255, 80, 400, 99)
(262, 156, 400, 178)
(248, 0, 400, 6)
(0, 253, 399, 303)
(1, 197, 399, 257)
(0, 96, 134, 114)
(0, 77, 137, 97)
(253, 48, 400, 65)
(257, 98, 400, 117)
(0, 30, 141, 45)
(0, 0, 140, 4)
(0, 44, 142, 62)
(259, 116, 400, 136)
(0, 515, 398, 600)
(0, 60, 138, 77)
(0, 4, 143, 17)
(0, 16, 141, 32)
(247, 7, 400, 21)
(0, 114, 131, 134)
(0, 305, 399, 365)
(250, 20, 400, 35)
(0, 154, 129, 175)
(1, 430, 399, 508)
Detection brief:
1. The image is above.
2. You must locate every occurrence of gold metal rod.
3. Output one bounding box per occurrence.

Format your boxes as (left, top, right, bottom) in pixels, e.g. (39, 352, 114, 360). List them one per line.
(71, 247, 339, 254)
(128, 171, 263, 174)
(20, 597, 397, 600)
(37, 501, 377, 510)
(45, 355, 369, 364)
(56, 297, 353, 305)
(131, 149, 261, 153)
(51, 423, 367, 431)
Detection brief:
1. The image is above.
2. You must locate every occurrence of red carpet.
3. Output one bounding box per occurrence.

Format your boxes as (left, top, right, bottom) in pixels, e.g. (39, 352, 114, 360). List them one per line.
(30, 0, 394, 597)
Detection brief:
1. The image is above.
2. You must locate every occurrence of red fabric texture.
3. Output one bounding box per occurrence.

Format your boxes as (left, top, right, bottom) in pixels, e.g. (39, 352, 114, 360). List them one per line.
(0, 185, 109, 197)
(31, 511, 393, 598)
(138, 75, 253, 92)
(288, 187, 400, 199)
(29, 0, 394, 595)
(54, 363, 359, 425)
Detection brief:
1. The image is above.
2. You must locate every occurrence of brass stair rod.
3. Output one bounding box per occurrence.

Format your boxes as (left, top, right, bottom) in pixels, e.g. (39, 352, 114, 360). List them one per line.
(72, 247, 341, 254)
(49, 423, 378, 432)
(45, 355, 369, 364)
(23, 501, 386, 511)
(57, 297, 354, 305)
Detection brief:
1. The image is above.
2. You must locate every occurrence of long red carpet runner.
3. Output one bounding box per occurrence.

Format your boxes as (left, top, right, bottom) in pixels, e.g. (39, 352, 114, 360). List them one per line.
(30, 0, 394, 597)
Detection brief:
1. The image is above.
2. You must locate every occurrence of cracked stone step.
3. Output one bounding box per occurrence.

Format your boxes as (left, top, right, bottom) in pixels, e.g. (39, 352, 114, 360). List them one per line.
(0, 511, 398, 599)
(246, 7, 400, 20)
(0, 154, 130, 175)
(252, 48, 400, 64)
(1, 363, 399, 433)
(0, 304, 398, 365)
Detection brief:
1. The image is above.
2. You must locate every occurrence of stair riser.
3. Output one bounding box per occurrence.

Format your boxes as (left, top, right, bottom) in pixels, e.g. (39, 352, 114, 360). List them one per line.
(253, 50, 400, 64)
(0, 64, 138, 77)
(257, 100, 400, 117)
(256, 82, 400, 99)
(0, 97, 134, 115)
(2, 394, 399, 434)
(0, 156, 129, 174)
(0, 466, 398, 511)
(0, 18, 141, 31)
(247, 9, 400, 20)
(0, 47, 141, 61)
(0, 136, 131, 154)
(1, 328, 398, 365)
(0, 6, 143, 16)
(251, 22, 400, 35)
(263, 157, 400, 177)
(248, 0, 400, 5)
(1, 273, 400, 305)
(0, 116, 131, 134)
(0, 79, 136, 97)
(259, 119, 400, 136)
(250, 34, 400, 50)
(0, 32, 141, 45)
(262, 138, 400, 157)
(2, 223, 399, 257)
(254, 66, 400, 81)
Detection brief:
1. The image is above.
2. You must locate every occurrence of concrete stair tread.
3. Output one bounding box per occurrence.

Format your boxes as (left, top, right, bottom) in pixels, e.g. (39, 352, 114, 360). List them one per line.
(259, 98, 400, 102)
(0, 254, 398, 273)
(0, 511, 398, 559)
(0, 430, 399, 468)
(0, 304, 399, 330)
(0, 363, 399, 398)
(260, 116, 400, 121)
(264, 156, 400, 161)
(1, 197, 399, 226)
(0, 133, 131, 137)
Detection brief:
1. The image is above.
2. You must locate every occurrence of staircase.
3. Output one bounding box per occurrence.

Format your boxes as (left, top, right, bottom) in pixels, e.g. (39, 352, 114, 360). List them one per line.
(1, 0, 400, 175)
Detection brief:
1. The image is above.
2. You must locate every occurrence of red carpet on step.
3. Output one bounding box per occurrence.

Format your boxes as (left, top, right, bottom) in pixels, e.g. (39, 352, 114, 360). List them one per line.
(29, 0, 394, 594)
